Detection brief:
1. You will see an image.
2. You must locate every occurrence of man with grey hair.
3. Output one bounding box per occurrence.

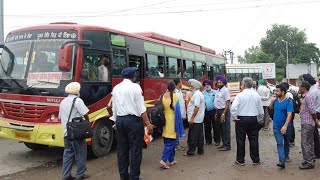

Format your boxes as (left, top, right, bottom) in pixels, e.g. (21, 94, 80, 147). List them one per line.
(231, 77, 264, 166)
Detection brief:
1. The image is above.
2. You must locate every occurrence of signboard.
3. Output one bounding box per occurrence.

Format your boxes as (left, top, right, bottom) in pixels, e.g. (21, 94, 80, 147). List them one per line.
(256, 63, 276, 79)
(27, 72, 62, 88)
(6, 30, 78, 43)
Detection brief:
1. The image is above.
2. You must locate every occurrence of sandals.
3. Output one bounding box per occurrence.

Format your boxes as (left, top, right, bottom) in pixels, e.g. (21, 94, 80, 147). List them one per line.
(169, 161, 177, 166)
(160, 160, 170, 170)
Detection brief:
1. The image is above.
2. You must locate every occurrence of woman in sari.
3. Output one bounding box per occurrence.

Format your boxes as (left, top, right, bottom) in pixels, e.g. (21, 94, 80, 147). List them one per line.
(160, 81, 185, 169)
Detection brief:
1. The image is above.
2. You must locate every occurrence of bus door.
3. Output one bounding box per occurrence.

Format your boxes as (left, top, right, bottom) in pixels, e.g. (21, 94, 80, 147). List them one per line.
(80, 50, 112, 106)
(129, 55, 144, 88)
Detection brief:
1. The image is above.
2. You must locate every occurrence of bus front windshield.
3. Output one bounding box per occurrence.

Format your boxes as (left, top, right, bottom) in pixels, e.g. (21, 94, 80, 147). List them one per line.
(0, 30, 78, 91)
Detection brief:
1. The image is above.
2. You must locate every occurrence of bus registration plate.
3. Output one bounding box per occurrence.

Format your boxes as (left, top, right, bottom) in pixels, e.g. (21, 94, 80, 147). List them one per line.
(14, 132, 31, 140)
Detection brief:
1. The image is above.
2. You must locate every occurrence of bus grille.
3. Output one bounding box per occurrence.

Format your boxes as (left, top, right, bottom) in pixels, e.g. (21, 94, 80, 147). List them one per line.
(3, 102, 46, 120)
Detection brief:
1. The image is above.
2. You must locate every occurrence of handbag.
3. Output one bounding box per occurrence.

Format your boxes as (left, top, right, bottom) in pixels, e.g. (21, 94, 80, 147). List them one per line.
(66, 97, 93, 140)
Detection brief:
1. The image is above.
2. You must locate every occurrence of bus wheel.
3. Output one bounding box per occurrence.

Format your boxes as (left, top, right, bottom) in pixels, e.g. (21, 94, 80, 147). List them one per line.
(90, 120, 114, 157)
(24, 142, 49, 150)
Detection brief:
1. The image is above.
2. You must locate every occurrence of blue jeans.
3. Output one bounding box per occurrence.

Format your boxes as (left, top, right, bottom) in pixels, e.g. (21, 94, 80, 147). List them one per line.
(62, 137, 87, 180)
(273, 126, 292, 164)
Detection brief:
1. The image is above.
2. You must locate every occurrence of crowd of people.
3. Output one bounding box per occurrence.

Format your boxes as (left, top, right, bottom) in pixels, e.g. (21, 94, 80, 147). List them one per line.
(58, 66, 320, 180)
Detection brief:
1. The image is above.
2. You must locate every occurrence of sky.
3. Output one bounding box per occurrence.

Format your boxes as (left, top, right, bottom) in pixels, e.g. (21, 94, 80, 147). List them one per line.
(3, 0, 320, 62)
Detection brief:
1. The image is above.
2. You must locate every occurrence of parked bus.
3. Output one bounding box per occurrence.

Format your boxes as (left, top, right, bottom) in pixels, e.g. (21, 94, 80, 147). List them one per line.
(226, 64, 262, 101)
(0, 22, 226, 157)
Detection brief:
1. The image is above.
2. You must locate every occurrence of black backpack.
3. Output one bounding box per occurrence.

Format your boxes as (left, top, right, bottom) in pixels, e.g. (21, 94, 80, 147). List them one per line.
(291, 92, 301, 113)
(148, 94, 166, 128)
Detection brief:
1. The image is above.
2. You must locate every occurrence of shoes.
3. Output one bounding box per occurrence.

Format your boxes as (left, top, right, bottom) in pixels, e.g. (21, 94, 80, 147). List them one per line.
(217, 145, 224, 149)
(277, 163, 285, 169)
(183, 153, 194, 156)
(285, 157, 291, 162)
(219, 146, 231, 151)
(235, 160, 245, 166)
(214, 142, 220, 146)
(76, 174, 89, 180)
(253, 161, 261, 165)
(299, 162, 315, 170)
(66, 176, 75, 180)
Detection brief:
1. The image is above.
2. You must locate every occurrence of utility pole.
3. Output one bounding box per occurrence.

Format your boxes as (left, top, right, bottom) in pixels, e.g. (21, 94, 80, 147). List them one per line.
(223, 49, 234, 64)
(0, 0, 3, 44)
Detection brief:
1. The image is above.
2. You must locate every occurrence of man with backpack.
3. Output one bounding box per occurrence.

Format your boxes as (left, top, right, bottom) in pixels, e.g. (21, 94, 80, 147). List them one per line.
(303, 74, 320, 159)
(269, 83, 294, 168)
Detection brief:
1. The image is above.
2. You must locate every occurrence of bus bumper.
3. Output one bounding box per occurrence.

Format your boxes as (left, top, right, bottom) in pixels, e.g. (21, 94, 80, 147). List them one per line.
(0, 119, 64, 147)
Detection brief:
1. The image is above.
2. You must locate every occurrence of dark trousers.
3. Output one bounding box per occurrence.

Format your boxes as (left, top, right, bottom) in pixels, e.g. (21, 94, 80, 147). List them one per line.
(290, 114, 295, 143)
(187, 123, 204, 155)
(314, 113, 320, 157)
(204, 109, 220, 144)
(62, 138, 87, 180)
(116, 115, 144, 180)
(235, 116, 260, 163)
(216, 109, 231, 148)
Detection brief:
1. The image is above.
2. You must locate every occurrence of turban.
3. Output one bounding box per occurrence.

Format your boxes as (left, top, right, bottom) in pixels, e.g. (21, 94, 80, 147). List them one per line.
(121, 67, 137, 79)
(303, 74, 316, 85)
(216, 75, 227, 85)
(259, 79, 264, 85)
(202, 79, 212, 87)
(65, 82, 81, 94)
(188, 79, 202, 89)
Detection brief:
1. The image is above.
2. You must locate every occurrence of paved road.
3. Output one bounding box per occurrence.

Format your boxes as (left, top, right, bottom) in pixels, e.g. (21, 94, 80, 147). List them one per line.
(2, 117, 320, 180)
(0, 138, 63, 177)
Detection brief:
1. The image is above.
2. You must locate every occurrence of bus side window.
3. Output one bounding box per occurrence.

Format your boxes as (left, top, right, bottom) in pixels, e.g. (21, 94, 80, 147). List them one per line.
(177, 59, 183, 78)
(112, 49, 127, 77)
(207, 66, 213, 80)
(194, 62, 204, 79)
(184, 60, 194, 79)
(146, 54, 164, 78)
(166, 57, 178, 78)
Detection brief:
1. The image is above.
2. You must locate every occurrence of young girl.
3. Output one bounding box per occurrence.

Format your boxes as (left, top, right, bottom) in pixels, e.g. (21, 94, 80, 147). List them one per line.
(160, 81, 185, 169)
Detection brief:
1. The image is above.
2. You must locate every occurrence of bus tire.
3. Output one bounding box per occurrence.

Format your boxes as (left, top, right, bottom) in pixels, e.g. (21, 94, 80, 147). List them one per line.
(90, 119, 114, 157)
(24, 142, 49, 150)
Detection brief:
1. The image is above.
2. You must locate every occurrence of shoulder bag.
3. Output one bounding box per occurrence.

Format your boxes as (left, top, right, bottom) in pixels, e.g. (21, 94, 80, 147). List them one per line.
(66, 97, 93, 140)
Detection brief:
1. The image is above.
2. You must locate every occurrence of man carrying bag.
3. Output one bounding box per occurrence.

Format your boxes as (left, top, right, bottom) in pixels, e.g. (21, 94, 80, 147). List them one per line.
(59, 82, 90, 180)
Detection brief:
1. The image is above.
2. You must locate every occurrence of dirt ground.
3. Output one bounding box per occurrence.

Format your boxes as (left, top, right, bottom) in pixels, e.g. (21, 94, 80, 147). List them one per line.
(2, 117, 320, 180)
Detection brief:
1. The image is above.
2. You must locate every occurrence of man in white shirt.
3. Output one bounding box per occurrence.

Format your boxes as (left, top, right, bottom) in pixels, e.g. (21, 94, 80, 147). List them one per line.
(173, 78, 187, 151)
(231, 77, 264, 166)
(59, 82, 90, 180)
(184, 79, 205, 156)
(214, 75, 231, 151)
(111, 67, 153, 180)
(257, 79, 271, 131)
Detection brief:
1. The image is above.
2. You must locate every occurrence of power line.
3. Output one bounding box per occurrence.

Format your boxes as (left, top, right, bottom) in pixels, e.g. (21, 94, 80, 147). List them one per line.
(3, 0, 265, 17)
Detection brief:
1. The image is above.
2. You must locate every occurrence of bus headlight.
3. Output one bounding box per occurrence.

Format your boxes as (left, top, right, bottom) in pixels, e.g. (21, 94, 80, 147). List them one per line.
(50, 114, 56, 121)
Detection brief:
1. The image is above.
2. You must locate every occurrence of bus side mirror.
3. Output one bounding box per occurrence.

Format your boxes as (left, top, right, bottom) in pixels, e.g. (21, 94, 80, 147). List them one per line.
(58, 44, 73, 72)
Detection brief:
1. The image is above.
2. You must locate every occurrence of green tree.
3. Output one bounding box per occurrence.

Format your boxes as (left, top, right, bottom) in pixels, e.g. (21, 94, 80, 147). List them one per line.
(241, 24, 319, 81)
(237, 55, 247, 64)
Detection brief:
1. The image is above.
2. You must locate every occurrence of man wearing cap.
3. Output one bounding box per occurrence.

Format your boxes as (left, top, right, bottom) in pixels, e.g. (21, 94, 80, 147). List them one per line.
(184, 79, 205, 156)
(59, 82, 90, 180)
(111, 67, 153, 180)
(214, 75, 231, 151)
(257, 79, 271, 131)
(303, 74, 320, 159)
(202, 79, 220, 146)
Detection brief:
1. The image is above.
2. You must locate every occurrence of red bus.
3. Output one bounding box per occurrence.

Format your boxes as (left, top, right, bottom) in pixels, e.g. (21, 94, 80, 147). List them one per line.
(0, 22, 226, 157)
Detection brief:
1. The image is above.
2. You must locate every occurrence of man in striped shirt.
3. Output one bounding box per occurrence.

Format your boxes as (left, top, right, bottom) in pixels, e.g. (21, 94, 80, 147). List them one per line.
(299, 81, 317, 169)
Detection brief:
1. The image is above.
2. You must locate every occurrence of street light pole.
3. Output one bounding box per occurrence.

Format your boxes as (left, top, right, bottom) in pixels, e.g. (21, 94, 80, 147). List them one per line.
(282, 40, 289, 83)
